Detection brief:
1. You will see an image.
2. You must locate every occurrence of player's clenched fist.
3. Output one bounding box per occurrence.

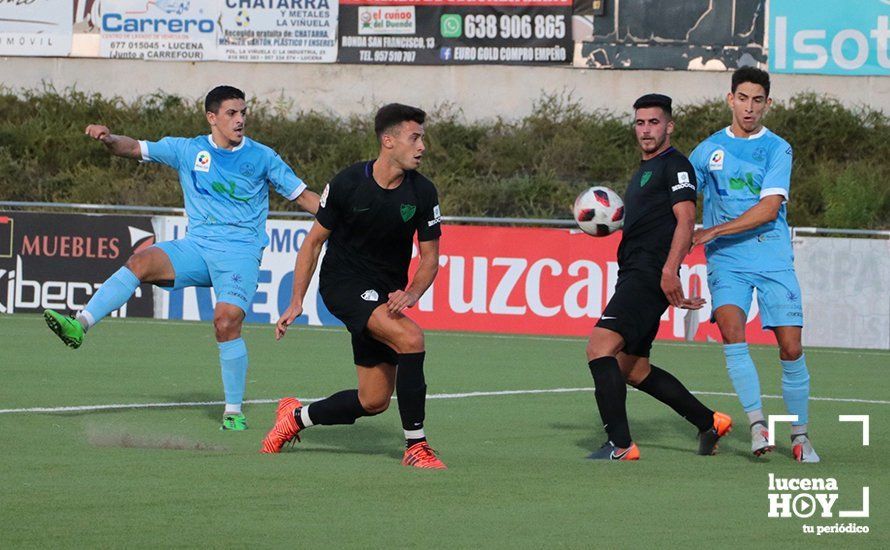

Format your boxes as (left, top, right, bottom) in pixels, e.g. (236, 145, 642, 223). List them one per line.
(85, 124, 112, 142)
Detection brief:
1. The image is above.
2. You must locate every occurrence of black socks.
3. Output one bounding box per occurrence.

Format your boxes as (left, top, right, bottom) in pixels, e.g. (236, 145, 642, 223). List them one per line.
(588, 356, 632, 448)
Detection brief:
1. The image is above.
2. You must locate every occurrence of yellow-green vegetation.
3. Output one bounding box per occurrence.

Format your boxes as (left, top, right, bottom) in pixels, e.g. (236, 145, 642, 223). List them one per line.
(1, 88, 888, 228)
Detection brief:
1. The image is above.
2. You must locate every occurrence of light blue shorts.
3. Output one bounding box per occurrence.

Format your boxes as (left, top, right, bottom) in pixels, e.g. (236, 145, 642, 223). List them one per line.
(153, 238, 260, 314)
(707, 268, 803, 329)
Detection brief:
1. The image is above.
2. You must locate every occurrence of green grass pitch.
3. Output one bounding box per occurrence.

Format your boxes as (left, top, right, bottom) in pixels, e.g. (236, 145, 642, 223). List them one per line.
(1, 314, 887, 547)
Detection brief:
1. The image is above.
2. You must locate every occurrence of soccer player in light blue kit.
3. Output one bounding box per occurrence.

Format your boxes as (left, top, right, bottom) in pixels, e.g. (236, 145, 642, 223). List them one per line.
(690, 67, 818, 462)
(43, 86, 319, 431)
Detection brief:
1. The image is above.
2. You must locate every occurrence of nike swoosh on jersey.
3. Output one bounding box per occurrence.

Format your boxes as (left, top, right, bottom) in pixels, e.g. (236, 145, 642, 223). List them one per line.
(601, 316, 617, 320)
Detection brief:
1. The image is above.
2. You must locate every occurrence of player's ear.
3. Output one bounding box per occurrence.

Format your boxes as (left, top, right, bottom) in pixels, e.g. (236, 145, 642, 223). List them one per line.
(726, 92, 734, 108)
(666, 119, 675, 135)
(206, 110, 216, 127)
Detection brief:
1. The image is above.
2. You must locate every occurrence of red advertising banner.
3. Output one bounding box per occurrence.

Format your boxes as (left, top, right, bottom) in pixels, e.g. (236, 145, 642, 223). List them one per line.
(408, 224, 777, 344)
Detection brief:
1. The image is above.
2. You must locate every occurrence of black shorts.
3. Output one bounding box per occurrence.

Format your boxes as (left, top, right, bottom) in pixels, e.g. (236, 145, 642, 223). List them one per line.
(319, 276, 398, 367)
(595, 268, 669, 357)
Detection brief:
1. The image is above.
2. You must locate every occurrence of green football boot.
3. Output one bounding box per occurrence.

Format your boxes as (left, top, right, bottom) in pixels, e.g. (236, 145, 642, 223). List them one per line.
(221, 413, 248, 431)
(43, 309, 85, 349)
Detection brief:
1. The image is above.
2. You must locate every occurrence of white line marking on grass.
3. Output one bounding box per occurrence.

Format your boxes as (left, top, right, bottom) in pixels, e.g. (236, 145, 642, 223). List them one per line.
(1, 387, 887, 415)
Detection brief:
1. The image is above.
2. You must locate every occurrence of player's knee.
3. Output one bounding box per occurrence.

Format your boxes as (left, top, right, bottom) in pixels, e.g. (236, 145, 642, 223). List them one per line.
(395, 327, 425, 354)
(213, 313, 242, 340)
(586, 341, 617, 361)
(360, 395, 391, 415)
(124, 254, 148, 280)
(779, 343, 803, 362)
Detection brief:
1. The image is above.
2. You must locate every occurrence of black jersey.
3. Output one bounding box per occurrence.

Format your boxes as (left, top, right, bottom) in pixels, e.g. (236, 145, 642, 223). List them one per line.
(617, 147, 697, 269)
(316, 160, 442, 290)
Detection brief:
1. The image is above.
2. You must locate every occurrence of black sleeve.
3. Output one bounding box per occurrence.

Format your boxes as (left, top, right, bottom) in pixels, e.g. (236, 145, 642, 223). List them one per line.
(667, 156, 697, 205)
(415, 181, 442, 242)
(315, 171, 347, 231)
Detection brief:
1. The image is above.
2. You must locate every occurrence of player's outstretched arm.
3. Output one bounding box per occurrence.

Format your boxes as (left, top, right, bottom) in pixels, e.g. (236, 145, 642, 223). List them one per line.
(84, 124, 142, 159)
(388, 238, 439, 314)
(663, 201, 705, 310)
(275, 221, 331, 340)
(693, 195, 783, 246)
(294, 189, 321, 215)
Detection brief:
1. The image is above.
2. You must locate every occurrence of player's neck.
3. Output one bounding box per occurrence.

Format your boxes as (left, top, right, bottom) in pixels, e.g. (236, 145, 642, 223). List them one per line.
(372, 157, 406, 190)
(729, 121, 763, 139)
(209, 131, 243, 151)
(641, 143, 671, 161)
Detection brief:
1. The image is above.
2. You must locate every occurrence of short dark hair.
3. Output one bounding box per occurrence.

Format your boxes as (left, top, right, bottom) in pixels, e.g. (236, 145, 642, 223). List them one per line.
(633, 93, 672, 117)
(731, 67, 771, 97)
(205, 85, 245, 113)
(375, 103, 426, 141)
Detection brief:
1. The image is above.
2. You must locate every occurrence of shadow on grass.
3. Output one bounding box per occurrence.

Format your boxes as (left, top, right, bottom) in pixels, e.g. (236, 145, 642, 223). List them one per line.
(278, 424, 405, 460)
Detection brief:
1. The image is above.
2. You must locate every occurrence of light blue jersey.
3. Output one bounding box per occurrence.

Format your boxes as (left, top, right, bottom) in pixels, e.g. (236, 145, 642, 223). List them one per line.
(690, 126, 794, 272)
(140, 135, 306, 258)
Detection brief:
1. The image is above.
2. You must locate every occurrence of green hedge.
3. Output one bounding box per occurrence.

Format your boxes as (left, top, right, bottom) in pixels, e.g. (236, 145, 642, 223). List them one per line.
(1, 88, 888, 229)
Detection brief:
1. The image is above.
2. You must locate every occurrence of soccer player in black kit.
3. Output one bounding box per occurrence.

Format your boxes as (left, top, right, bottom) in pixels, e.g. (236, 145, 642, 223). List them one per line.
(587, 94, 733, 460)
(261, 104, 446, 469)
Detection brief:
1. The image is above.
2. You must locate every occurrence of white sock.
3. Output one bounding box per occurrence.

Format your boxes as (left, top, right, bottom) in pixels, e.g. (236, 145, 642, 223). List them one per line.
(300, 405, 314, 428)
(76, 310, 94, 332)
(747, 409, 765, 426)
(224, 403, 242, 415)
(404, 428, 425, 440)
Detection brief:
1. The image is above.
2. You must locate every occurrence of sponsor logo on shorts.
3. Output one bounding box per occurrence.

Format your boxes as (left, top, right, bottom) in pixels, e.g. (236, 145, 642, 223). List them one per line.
(361, 289, 379, 301)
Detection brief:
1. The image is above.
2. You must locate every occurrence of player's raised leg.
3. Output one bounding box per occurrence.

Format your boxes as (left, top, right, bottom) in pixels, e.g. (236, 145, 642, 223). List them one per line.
(773, 325, 819, 462)
(714, 304, 773, 456)
(586, 327, 639, 460)
(44, 246, 174, 349)
(620, 353, 732, 455)
(367, 306, 446, 469)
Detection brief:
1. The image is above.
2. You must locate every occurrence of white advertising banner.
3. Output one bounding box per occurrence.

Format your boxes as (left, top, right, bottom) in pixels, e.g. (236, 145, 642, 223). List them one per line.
(0, 0, 72, 56)
(99, 0, 218, 61)
(217, 0, 338, 63)
(152, 217, 340, 328)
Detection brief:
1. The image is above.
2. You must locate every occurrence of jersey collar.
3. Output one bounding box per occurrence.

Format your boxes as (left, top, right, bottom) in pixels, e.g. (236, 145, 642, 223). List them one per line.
(724, 126, 768, 140)
(641, 146, 675, 163)
(207, 134, 247, 152)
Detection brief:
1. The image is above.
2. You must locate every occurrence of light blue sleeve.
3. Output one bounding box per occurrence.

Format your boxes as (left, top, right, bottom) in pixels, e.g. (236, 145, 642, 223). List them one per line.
(761, 140, 793, 200)
(141, 137, 188, 169)
(689, 142, 709, 193)
(267, 152, 306, 201)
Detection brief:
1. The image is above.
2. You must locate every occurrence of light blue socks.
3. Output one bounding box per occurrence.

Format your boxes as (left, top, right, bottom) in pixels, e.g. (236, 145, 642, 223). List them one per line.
(723, 343, 763, 415)
(81, 267, 141, 329)
(219, 338, 249, 412)
(781, 354, 810, 426)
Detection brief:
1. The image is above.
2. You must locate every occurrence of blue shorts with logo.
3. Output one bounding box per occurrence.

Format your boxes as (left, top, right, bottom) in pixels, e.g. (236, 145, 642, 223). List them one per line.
(153, 238, 260, 314)
(707, 268, 803, 329)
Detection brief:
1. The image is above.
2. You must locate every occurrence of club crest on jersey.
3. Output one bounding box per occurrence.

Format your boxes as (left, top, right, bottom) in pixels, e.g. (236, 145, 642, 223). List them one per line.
(194, 151, 211, 172)
(709, 150, 724, 171)
(361, 289, 379, 301)
(400, 203, 416, 222)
